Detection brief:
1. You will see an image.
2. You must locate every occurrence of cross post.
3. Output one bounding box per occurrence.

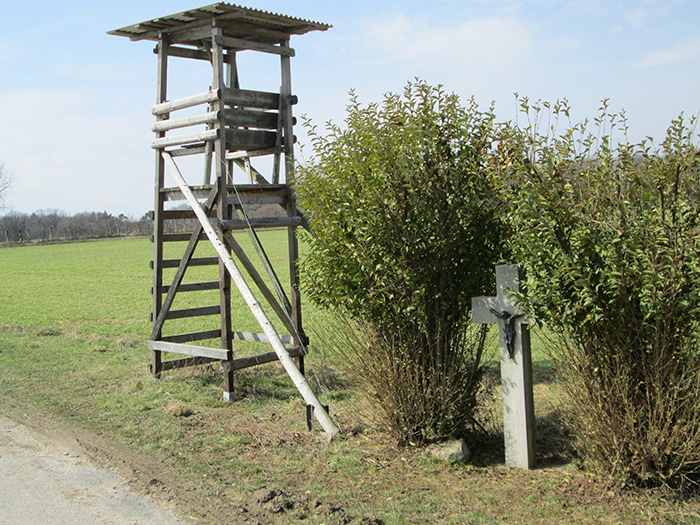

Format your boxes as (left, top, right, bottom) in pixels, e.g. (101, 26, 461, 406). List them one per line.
(472, 265, 536, 469)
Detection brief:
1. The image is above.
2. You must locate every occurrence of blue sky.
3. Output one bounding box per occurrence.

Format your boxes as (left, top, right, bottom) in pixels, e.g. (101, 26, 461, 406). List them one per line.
(1, 0, 699, 216)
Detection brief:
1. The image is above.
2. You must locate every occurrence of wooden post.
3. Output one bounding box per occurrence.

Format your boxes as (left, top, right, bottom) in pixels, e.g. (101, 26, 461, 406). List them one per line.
(472, 265, 536, 469)
(212, 20, 235, 401)
(279, 39, 305, 372)
(151, 34, 169, 379)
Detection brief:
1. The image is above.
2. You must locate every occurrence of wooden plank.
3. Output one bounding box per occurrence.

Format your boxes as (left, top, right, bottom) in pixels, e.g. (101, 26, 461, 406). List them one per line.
(170, 145, 207, 158)
(149, 339, 227, 360)
(162, 185, 215, 202)
(212, 34, 295, 56)
(161, 232, 208, 242)
(154, 45, 236, 63)
(160, 281, 220, 294)
(159, 330, 222, 344)
(225, 109, 280, 130)
(162, 305, 220, 320)
(223, 88, 284, 110)
(226, 147, 284, 160)
(151, 111, 218, 132)
(152, 129, 218, 149)
(152, 89, 220, 116)
(158, 356, 218, 372)
(169, 25, 213, 46)
(163, 208, 215, 219)
(230, 347, 303, 371)
(232, 332, 294, 345)
(226, 129, 276, 150)
(220, 216, 302, 230)
(156, 257, 219, 269)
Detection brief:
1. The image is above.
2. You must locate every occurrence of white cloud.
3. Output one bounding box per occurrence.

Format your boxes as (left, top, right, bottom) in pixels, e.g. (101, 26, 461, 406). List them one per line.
(349, 14, 533, 74)
(636, 36, 700, 67)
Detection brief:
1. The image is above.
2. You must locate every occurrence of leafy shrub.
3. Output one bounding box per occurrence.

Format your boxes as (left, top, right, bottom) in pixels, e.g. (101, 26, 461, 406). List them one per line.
(495, 99, 700, 488)
(297, 81, 507, 444)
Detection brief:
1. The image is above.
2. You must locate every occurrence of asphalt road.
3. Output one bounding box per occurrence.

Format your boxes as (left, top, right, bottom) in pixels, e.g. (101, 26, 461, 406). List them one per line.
(0, 416, 183, 525)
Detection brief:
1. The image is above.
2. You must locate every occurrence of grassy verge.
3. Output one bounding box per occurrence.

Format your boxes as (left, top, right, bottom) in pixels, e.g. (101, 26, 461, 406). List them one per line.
(0, 236, 698, 523)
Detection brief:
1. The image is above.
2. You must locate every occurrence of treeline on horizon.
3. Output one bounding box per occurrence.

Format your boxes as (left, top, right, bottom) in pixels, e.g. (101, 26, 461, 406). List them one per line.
(0, 209, 153, 244)
(0, 203, 286, 245)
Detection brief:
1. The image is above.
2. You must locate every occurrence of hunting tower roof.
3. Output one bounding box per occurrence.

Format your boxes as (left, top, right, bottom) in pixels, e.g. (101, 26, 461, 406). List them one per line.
(108, 3, 331, 44)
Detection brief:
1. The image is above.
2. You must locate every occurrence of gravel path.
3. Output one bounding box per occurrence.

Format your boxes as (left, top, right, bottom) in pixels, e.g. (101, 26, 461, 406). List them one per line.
(0, 416, 183, 525)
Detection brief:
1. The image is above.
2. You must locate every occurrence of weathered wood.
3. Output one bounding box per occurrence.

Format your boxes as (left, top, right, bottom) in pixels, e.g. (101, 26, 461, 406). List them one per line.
(157, 256, 219, 269)
(161, 232, 208, 242)
(226, 147, 284, 160)
(158, 305, 221, 321)
(168, 25, 214, 46)
(152, 89, 220, 116)
(232, 332, 294, 345)
(223, 88, 297, 110)
(211, 23, 235, 402)
(213, 34, 295, 56)
(162, 185, 215, 202)
(151, 111, 219, 132)
(152, 128, 219, 149)
(230, 347, 304, 372)
(160, 281, 220, 294)
(225, 109, 280, 130)
(155, 45, 236, 63)
(163, 151, 339, 438)
(158, 356, 218, 372)
(226, 129, 277, 151)
(152, 35, 170, 378)
(148, 340, 228, 360)
(220, 216, 302, 230)
(160, 329, 222, 344)
(169, 145, 207, 157)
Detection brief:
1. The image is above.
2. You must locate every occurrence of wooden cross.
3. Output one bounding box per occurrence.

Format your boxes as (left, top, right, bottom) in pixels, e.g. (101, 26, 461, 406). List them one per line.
(472, 265, 536, 469)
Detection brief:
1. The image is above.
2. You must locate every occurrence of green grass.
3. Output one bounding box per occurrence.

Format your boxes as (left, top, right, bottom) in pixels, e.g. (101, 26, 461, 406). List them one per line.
(0, 235, 697, 524)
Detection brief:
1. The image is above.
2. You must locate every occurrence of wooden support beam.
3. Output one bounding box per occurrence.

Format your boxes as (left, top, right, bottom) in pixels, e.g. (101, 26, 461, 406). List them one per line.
(157, 256, 219, 268)
(151, 111, 219, 132)
(160, 329, 222, 344)
(220, 216, 302, 230)
(158, 356, 218, 372)
(152, 128, 218, 149)
(212, 34, 295, 56)
(160, 281, 220, 294)
(232, 332, 294, 345)
(156, 305, 221, 321)
(149, 340, 228, 360)
(223, 88, 297, 110)
(226, 129, 277, 150)
(152, 34, 170, 378)
(230, 347, 303, 371)
(225, 109, 282, 130)
(152, 89, 220, 116)
(163, 151, 339, 439)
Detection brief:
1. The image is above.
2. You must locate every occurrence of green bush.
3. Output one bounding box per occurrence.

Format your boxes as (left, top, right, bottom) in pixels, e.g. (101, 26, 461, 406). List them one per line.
(495, 99, 700, 488)
(297, 81, 507, 444)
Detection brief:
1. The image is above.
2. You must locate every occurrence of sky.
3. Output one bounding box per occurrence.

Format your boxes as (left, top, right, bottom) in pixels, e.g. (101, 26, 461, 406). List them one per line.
(0, 0, 699, 217)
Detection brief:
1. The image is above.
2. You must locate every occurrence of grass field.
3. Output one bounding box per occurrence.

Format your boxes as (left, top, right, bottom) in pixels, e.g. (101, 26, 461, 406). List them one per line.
(1, 235, 699, 523)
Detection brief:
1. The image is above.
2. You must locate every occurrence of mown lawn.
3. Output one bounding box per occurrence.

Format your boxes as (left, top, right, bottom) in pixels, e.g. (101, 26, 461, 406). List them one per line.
(1, 236, 698, 524)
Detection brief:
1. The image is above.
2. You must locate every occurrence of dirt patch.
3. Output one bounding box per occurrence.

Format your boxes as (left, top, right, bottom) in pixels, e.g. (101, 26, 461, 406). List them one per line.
(0, 403, 383, 524)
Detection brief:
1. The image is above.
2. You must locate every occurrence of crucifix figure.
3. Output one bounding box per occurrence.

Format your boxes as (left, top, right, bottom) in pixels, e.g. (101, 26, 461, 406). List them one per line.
(472, 265, 536, 469)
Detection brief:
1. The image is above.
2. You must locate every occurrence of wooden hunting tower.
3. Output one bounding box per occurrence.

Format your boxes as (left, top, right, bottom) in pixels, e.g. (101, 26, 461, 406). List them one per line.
(109, 4, 336, 433)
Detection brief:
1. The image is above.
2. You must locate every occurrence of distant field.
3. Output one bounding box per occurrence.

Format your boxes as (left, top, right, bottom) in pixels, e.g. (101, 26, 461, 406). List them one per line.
(0, 236, 695, 524)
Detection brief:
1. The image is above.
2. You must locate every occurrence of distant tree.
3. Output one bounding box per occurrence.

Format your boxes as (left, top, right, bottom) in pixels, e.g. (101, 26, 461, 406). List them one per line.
(0, 162, 13, 209)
